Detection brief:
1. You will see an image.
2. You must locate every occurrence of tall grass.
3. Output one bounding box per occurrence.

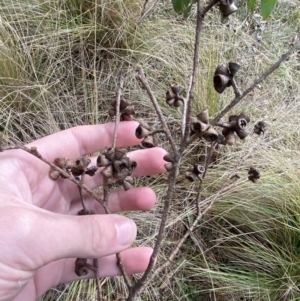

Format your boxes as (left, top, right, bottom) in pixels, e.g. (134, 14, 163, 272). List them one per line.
(1, 0, 300, 300)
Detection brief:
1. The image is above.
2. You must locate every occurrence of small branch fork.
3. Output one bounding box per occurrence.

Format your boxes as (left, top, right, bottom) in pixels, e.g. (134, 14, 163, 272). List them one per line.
(212, 32, 300, 125)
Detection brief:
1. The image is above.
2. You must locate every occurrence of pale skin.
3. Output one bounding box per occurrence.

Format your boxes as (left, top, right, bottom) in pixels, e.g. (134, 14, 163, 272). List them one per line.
(0, 121, 167, 301)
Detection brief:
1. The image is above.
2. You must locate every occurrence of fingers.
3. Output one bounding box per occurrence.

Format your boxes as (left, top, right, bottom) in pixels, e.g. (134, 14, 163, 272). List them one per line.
(60, 247, 153, 284)
(69, 187, 157, 215)
(37, 212, 137, 265)
(26, 122, 142, 162)
(34, 247, 153, 297)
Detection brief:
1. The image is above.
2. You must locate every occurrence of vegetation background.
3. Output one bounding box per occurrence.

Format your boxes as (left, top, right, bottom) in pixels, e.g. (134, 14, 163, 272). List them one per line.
(0, 0, 300, 300)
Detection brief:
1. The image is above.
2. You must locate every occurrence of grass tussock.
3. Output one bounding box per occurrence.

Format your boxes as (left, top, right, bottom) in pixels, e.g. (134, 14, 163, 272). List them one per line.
(1, 0, 300, 300)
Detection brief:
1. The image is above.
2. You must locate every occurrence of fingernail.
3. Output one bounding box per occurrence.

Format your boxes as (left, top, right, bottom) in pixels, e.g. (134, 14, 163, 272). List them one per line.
(114, 216, 137, 246)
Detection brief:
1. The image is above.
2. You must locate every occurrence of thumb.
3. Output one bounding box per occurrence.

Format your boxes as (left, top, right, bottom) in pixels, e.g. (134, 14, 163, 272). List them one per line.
(36, 212, 137, 265)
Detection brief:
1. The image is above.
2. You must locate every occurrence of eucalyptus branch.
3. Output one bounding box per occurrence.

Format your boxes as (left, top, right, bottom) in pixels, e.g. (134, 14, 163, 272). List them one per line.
(136, 65, 178, 155)
(94, 259, 102, 301)
(212, 33, 300, 125)
(127, 162, 179, 300)
(78, 173, 87, 211)
(116, 253, 132, 288)
(112, 76, 124, 150)
(9, 138, 110, 214)
(182, 0, 220, 148)
(181, 0, 203, 148)
(181, 75, 192, 139)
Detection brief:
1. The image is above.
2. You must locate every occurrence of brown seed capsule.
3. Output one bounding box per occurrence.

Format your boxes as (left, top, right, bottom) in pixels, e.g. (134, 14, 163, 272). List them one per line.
(71, 159, 85, 176)
(86, 166, 98, 176)
(235, 128, 249, 140)
(104, 148, 115, 161)
(75, 258, 89, 277)
(142, 135, 155, 148)
(101, 165, 113, 178)
(109, 107, 116, 117)
(135, 125, 151, 139)
(49, 170, 60, 180)
(54, 157, 66, 168)
(164, 162, 173, 172)
(228, 62, 241, 76)
(254, 121, 267, 135)
(248, 167, 260, 183)
(113, 160, 128, 173)
(171, 84, 184, 95)
(124, 105, 135, 116)
(223, 131, 236, 145)
(97, 155, 110, 167)
(197, 109, 209, 124)
(114, 148, 127, 160)
(191, 120, 210, 137)
(65, 159, 74, 169)
(213, 74, 231, 94)
(219, 0, 238, 17)
(163, 153, 174, 163)
(215, 64, 230, 76)
(121, 113, 133, 121)
(122, 180, 133, 191)
(185, 171, 198, 182)
(202, 127, 219, 142)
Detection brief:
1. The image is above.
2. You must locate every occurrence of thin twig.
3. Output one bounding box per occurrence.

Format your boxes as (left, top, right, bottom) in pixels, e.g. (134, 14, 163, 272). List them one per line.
(112, 76, 124, 150)
(9, 138, 110, 214)
(212, 33, 300, 125)
(116, 253, 132, 288)
(231, 78, 241, 97)
(181, 0, 220, 148)
(127, 162, 179, 300)
(136, 65, 178, 156)
(94, 259, 102, 301)
(181, 0, 203, 148)
(181, 76, 192, 139)
(78, 173, 87, 211)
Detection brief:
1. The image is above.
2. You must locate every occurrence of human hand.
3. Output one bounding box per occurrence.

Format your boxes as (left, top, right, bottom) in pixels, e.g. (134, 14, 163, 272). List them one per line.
(0, 121, 166, 301)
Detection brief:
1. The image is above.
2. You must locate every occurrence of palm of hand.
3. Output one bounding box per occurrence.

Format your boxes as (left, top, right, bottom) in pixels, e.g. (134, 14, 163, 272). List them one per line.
(0, 122, 166, 301)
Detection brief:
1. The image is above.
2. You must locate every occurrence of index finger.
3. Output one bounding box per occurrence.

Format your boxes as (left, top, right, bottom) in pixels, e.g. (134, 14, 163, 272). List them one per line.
(26, 121, 141, 161)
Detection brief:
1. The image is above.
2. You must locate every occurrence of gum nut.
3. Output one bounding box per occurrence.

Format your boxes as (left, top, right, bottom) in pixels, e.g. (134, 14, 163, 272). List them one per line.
(235, 128, 249, 140)
(109, 107, 116, 117)
(119, 98, 129, 110)
(166, 90, 175, 101)
(121, 113, 133, 121)
(114, 148, 127, 160)
(136, 125, 151, 139)
(49, 170, 60, 180)
(228, 62, 241, 76)
(123, 180, 133, 191)
(171, 84, 184, 95)
(215, 63, 230, 76)
(163, 153, 174, 163)
(54, 157, 66, 168)
(164, 162, 173, 172)
(97, 155, 109, 167)
(101, 165, 113, 178)
(224, 131, 236, 145)
(125, 105, 135, 115)
(213, 74, 231, 93)
(202, 127, 219, 142)
(141, 135, 155, 148)
(186, 171, 198, 182)
(197, 109, 209, 124)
